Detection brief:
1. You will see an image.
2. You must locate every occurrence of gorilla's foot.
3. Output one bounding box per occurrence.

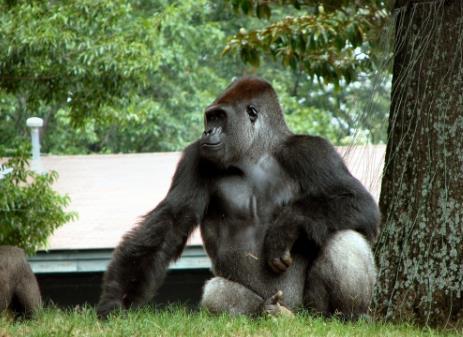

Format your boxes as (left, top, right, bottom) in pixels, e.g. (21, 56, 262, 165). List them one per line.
(262, 290, 294, 317)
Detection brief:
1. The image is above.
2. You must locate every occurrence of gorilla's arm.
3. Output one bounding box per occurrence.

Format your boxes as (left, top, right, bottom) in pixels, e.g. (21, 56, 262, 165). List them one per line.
(97, 142, 209, 318)
(265, 135, 380, 272)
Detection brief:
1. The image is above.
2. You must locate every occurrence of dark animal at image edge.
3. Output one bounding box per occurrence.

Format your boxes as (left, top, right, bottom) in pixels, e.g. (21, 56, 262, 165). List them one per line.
(97, 77, 380, 319)
(0, 246, 42, 318)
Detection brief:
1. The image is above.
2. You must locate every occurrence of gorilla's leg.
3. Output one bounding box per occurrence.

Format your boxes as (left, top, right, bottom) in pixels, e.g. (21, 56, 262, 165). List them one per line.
(0, 284, 12, 313)
(0, 246, 42, 318)
(303, 230, 376, 319)
(201, 277, 293, 316)
(14, 267, 42, 318)
(201, 277, 263, 315)
(303, 270, 330, 315)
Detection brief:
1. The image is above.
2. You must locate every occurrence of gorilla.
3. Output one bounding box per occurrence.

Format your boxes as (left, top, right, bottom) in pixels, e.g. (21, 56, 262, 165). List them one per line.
(97, 77, 380, 319)
(0, 246, 42, 319)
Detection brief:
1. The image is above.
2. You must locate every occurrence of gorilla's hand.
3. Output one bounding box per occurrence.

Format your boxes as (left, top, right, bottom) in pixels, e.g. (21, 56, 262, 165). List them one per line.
(96, 298, 123, 320)
(267, 249, 293, 274)
(264, 212, 299, 274)
(264, 227, 295, 273)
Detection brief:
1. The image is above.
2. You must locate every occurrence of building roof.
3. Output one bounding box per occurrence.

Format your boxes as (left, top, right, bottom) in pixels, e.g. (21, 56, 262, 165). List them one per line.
(42, 152, 192, 250)
(39, 145, 385, 251)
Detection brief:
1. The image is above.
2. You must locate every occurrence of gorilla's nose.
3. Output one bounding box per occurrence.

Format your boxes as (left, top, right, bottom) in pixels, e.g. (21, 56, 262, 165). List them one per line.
(202, 127, 222, 145)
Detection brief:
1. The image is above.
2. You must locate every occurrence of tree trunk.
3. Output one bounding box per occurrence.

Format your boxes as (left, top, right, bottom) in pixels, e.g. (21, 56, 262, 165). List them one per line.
(374, 0, 463, 326)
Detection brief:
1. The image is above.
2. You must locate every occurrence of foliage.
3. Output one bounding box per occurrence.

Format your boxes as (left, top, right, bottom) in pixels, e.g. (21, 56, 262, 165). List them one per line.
(0, 0, 390, 154)
(2, 306, 461, 337)
(221, 0, 391, 145)
(224, 0, 389, 86)
(0, 144, 76, 254)
(0, 0, 239, 153)
(0, 0, 161, 125)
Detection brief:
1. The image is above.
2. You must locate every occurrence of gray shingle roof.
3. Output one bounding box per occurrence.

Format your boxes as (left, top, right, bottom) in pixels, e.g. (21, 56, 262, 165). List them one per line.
(39, 145, 384, 250)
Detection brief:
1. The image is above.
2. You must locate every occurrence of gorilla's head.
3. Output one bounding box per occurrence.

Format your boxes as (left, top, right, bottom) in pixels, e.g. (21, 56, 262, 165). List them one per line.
(199, 77, 290, 167)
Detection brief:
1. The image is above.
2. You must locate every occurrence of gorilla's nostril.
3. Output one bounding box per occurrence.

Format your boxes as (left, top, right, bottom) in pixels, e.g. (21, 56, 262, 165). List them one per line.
(203, 128, 222, 137)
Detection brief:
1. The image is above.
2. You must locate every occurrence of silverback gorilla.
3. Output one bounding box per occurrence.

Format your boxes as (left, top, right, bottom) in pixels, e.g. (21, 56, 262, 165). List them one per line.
(0, 246, 42, 318)
(97, 77, 379, 319)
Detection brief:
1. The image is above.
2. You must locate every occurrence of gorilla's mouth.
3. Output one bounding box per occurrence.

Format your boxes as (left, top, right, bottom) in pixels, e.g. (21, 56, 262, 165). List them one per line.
(201, 142, 222, 150)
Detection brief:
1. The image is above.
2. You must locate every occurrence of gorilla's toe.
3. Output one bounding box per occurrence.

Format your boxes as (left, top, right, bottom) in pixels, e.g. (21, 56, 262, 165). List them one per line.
(263, 291, 294, 317)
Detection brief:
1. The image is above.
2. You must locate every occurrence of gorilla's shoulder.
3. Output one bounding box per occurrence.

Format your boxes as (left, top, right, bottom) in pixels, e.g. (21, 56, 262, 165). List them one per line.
(274, 134, 346, 184)
(276, 135, 338, 160)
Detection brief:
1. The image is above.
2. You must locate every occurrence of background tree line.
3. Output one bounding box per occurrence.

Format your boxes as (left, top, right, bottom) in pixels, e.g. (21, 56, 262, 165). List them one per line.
(0, 0, 389, 154)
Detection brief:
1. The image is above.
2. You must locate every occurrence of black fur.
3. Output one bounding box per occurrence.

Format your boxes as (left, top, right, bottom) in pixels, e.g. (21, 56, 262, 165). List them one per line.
(0, 246, 42, 319)
(97, 77, 379, 319)
(265, 135, 380, 271)
(97, 144, 209, 317)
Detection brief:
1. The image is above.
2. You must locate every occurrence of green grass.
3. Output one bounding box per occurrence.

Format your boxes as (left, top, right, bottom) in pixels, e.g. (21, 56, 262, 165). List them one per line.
(1, 306, 461, 337)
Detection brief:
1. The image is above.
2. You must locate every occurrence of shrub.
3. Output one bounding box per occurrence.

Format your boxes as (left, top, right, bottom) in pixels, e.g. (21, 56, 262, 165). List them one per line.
(0, 143, 76, 255)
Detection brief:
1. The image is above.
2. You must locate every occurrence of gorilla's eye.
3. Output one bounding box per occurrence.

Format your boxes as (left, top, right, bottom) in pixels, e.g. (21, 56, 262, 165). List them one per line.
(247, 105, 258, 122)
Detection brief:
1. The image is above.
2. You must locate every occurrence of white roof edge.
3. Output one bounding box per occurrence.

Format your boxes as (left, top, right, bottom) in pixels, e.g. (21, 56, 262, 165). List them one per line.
(29, 246, 211, 274)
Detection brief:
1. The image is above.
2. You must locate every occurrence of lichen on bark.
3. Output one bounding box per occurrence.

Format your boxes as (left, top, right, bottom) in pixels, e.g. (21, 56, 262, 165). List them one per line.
(374, 0, 463, 326)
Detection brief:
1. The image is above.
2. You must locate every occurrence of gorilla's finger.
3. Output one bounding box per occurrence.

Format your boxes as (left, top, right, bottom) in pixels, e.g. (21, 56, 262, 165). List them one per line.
(269, 258, 289, 273)
(269, 250, 293, 273)
(269, 290, 283, 305)
(281, 250, 293, 267)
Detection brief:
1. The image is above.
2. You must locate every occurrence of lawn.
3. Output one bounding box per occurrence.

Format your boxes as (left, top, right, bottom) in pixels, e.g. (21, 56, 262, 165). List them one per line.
(1, 306, 461, 337)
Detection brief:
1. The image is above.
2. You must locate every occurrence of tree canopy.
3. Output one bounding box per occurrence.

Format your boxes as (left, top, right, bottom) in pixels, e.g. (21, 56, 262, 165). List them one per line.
(0, 0, 161, 123)
(0, 0, 391, 154)
(225, 0, 388, 85)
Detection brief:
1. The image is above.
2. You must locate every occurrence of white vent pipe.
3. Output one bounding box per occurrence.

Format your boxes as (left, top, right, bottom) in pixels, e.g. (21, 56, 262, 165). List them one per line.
(26, 117, 45, 174)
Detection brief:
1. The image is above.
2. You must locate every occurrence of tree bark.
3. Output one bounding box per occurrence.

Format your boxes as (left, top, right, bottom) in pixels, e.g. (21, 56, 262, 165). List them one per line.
(375, 0, 463, 326)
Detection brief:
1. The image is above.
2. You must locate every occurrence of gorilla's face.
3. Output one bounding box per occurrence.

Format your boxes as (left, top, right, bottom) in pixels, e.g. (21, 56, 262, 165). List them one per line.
(199, 77, 289, 167)
(199, 101, 259, 167)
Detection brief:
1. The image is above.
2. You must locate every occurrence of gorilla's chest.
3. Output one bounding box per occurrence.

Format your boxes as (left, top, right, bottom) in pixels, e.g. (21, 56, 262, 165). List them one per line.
(213, 155, 297, 220)
(201, 155, 306, 302)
